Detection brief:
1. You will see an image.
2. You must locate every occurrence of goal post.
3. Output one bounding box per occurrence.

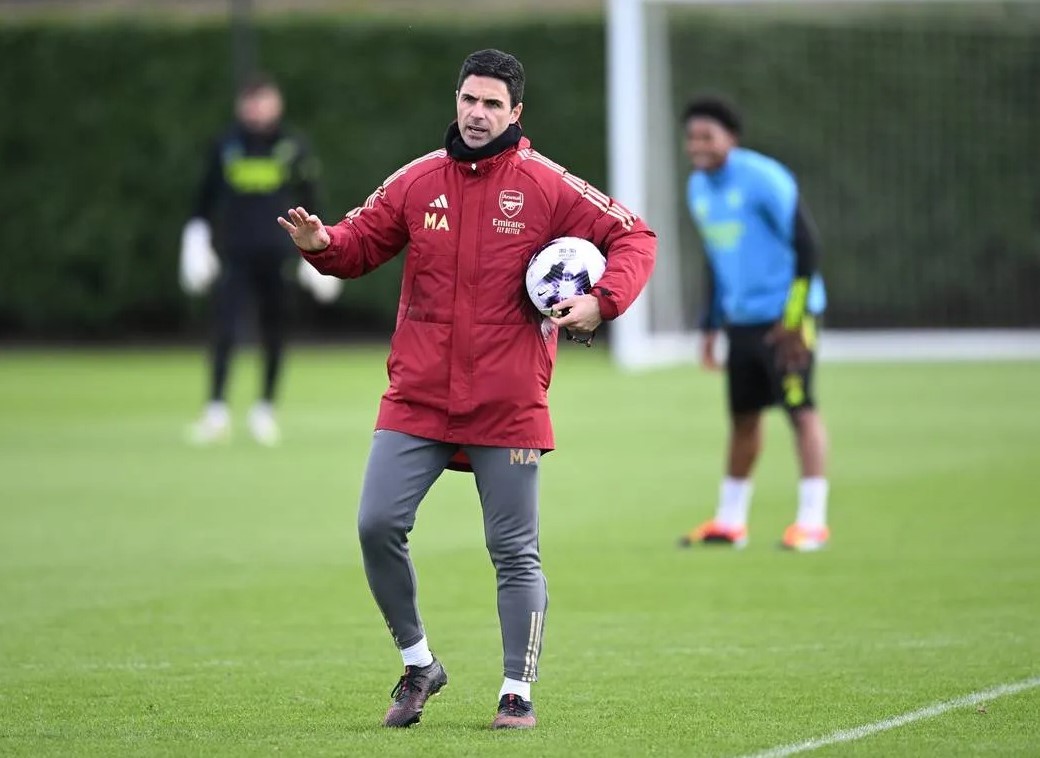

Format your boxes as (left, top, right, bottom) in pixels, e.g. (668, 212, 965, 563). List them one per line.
(608, 0, 693, 370)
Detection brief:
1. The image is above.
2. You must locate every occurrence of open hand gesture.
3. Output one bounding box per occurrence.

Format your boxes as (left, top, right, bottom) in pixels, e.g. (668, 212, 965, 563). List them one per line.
(277, 206, 331, 252)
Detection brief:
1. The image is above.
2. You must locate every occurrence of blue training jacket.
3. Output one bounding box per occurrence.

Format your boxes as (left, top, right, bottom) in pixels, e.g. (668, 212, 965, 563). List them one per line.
(687, 147, 826, 327)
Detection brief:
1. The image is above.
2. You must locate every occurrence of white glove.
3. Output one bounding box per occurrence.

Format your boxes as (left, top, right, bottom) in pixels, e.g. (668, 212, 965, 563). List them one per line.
(178, 218, 220, 295)
(297, 258, 343, 304)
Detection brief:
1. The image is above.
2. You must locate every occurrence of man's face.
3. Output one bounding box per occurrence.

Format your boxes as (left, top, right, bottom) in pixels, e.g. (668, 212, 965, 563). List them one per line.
(456, 75, 523, 149)
(236, 86, 283, 133)
(684, 117, 735, 171)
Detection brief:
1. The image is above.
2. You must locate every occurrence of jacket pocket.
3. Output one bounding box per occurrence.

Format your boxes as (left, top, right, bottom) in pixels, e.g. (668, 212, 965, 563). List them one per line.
(471, 323, 550, 413)
(407, 251, 456, 324)
(387, 320, 452, 408)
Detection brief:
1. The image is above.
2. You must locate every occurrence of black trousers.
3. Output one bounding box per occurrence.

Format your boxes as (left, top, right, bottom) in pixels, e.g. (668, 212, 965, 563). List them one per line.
(209, 251, 289, 404)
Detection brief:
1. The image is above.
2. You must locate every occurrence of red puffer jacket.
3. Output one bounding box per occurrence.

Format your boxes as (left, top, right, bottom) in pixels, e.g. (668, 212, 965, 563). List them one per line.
(302, 129, 656, 451)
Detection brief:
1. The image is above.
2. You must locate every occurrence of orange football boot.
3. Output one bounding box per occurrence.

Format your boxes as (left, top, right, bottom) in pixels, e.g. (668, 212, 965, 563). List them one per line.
(780, 524, 830, 552)
(679, 520, 748, 549)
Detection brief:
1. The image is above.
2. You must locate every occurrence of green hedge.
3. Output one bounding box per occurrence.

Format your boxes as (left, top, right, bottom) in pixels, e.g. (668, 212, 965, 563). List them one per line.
(0, 19, 607, 337)
(1, 15, 1038, 336)
(668, 12, 1040, 327)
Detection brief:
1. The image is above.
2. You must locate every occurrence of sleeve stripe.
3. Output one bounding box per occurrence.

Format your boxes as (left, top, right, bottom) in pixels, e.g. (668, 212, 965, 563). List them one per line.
(783, 277, 810, 329)
(521, 149, 639, 231)
(345, 185, 386, 220)
(343, 149, 447, 221)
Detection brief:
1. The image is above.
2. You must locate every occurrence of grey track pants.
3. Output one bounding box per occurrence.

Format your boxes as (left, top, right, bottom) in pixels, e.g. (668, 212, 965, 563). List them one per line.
(357, 430, 548, 682)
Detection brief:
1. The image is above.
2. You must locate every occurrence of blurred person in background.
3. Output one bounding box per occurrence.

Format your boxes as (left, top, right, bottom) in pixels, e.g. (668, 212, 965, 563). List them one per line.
(179, 73, 340, 446)
(279, 49, 655, 730)
(677, 96, 831, 552)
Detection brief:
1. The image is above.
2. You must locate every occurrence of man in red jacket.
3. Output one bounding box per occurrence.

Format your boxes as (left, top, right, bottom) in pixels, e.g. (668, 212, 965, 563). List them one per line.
(278, 49, 655, 730)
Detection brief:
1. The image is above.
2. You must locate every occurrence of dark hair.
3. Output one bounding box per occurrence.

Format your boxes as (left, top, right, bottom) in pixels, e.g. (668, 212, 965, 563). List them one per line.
(457, 49, 525, 108)
(682, 95, 742, 137)
(237, 72, 279, 99)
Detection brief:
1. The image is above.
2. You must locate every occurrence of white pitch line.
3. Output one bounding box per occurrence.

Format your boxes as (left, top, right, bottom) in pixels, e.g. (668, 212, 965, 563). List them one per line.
(740, 676, 1040, 758)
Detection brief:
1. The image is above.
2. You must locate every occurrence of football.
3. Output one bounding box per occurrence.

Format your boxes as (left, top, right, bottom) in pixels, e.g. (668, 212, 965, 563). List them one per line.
(525, 237, 607, 317)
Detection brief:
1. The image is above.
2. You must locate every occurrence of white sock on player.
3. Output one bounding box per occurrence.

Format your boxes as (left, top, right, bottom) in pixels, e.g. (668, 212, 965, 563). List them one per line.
(715, 477, 752, 528)
(400, 636, 434, 668)
(796, 478, 829, 530)
(499, 677, 532, 701)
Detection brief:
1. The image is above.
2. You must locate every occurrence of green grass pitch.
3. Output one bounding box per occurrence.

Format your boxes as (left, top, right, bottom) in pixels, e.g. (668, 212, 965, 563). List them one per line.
(1, 346, 1038, 756)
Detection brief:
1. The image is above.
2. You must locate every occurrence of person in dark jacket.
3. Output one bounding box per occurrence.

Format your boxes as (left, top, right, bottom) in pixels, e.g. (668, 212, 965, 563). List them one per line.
(181, 73, 339, 445)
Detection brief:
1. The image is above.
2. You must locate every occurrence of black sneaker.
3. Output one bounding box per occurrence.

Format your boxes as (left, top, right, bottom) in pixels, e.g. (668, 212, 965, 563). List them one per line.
(491, 693, 536, 729)
(382, 658, 448, 728)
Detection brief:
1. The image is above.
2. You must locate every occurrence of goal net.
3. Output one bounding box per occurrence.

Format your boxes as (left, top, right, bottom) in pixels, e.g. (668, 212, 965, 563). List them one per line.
(607, 0, 1040, 369)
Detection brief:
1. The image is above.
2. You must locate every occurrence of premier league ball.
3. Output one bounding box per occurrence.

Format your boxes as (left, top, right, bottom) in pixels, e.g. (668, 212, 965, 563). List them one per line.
(525, 237, 607, 317)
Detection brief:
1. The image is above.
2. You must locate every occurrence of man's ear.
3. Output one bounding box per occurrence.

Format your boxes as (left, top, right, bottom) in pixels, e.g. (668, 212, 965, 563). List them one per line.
(510, 102, 524, 124)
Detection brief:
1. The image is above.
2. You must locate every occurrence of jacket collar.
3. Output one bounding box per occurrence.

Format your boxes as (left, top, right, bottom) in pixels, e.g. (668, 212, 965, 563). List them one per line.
(444, 122, 524, 174)
(234, 122, 283, 146)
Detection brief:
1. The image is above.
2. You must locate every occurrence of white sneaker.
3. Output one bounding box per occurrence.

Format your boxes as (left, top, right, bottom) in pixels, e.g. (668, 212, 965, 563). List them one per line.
(187, 402, 230, 445)
(247, 402, 281, 446)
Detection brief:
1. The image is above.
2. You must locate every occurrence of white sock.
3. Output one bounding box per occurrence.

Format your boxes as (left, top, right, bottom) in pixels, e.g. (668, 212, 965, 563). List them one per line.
(499, 677, 531, 701)
(715, 477, 752, 528)
(796, 478, 829, 530)
(204, 401, 229, 424)
(400, 637, 434, 668)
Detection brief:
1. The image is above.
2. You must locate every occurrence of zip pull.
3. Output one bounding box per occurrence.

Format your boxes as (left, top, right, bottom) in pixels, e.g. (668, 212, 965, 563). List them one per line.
(471, 162, 477, 172)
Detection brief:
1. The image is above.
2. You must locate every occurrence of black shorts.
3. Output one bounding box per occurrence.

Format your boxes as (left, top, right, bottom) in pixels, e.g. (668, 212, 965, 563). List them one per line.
(725, 319, 817, 416)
